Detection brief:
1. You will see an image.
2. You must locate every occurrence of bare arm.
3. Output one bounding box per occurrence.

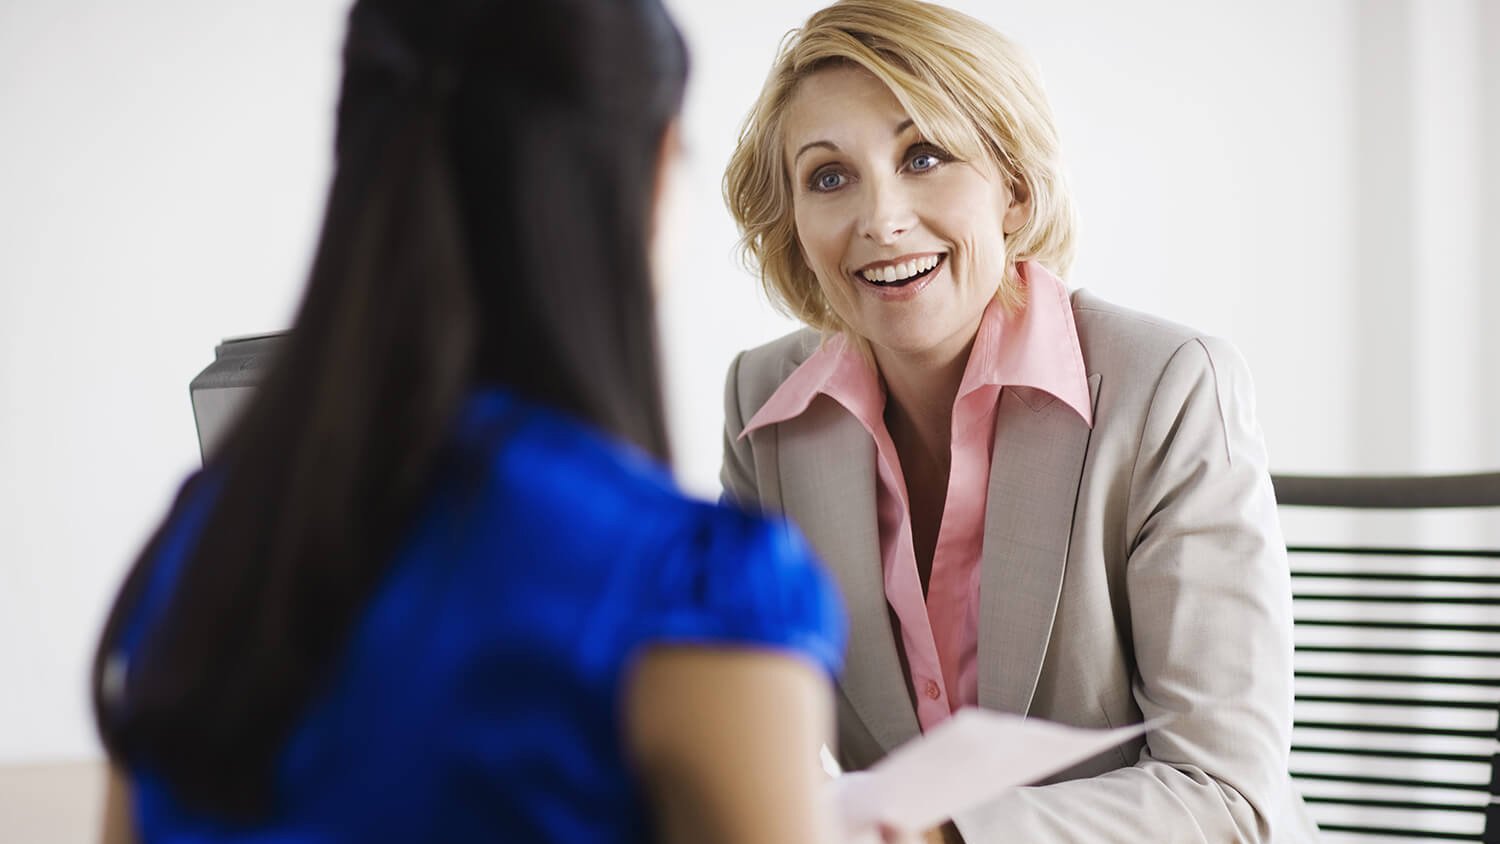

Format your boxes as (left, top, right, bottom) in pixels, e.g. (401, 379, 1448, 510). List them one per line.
(625, 647, 839, 844)
(100, 764, 136, 844)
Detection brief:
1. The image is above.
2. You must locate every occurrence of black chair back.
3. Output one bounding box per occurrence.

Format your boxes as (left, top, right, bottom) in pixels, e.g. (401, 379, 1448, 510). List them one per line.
(1274, 471, 1500, 842)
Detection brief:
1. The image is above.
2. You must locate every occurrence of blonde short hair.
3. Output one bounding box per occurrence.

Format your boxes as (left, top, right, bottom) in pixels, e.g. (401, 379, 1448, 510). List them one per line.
(724, 0, 1077, 332)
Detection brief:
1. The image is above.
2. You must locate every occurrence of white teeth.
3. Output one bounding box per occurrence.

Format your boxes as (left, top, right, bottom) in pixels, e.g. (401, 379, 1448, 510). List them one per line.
(860, 254, 942, 284)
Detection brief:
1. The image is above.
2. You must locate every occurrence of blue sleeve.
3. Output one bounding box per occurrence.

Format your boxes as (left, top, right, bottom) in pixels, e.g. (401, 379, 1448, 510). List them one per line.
(631, 506, 847, 679)
(117, 470, 218, 660)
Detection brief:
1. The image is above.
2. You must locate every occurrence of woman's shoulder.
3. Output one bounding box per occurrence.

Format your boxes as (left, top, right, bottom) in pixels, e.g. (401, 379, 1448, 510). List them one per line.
(459, 388, 815, 557)
(726, 327, 824, 410)
(1068, 289, 1261, 444)
(457, 389, 686, 520)
(737, 326, 823, 367)
(624, 497, 847, 677)
(462, 390, 846, 674)
(1070, 289, 1204, 355)
(1070, 288, 1251, 387)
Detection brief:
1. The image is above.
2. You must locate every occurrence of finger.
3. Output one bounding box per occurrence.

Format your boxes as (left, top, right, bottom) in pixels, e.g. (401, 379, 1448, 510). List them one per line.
(876, 823, 921, 844)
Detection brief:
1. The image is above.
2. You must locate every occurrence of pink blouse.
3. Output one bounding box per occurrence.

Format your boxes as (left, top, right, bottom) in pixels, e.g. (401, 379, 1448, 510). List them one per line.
(742, 262, 1092, 731)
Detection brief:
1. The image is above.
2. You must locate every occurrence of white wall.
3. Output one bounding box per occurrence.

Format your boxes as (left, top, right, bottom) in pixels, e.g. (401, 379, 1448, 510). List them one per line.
(2, 0, 1495, 765)
(0, 0, 346, 763)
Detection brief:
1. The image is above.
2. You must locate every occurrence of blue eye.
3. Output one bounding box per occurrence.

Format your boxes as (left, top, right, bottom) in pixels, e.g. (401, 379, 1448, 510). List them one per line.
(905, 143, 953, 173)
(811, 170, 847, 192)
(909, 152, 941, 172)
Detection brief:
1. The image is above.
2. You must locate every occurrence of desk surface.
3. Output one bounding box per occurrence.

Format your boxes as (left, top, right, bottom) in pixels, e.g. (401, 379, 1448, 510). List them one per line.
(0, 758, 105, 843)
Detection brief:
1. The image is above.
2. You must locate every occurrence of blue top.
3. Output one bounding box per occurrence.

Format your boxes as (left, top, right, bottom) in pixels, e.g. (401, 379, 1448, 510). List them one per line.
(115, 389, 846, 842)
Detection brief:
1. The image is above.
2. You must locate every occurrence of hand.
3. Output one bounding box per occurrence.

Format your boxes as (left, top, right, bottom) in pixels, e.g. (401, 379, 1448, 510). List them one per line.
(842, 822, 949, 844)
(876, 823, 925, 844)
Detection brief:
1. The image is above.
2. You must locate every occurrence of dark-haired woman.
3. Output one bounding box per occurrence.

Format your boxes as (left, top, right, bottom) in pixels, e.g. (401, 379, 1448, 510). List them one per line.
(92, 1, 850, 841)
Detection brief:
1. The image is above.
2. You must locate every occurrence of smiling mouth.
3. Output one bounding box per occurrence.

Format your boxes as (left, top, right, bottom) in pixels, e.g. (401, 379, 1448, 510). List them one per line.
(856, 254, 946, 288)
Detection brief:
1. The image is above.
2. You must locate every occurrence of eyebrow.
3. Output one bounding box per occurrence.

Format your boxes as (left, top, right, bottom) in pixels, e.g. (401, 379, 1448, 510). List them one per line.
(791, 119, 920, 166)
(793, 140, 838, 164)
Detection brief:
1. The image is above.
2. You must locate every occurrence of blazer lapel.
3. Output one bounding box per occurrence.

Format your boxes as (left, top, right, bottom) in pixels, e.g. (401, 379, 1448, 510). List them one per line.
(778, 395, 921, 753)
(977, 374, 1101, 715)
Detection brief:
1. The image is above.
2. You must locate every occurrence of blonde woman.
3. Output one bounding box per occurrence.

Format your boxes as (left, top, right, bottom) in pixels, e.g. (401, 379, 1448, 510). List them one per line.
(720, 1, 1320, 841)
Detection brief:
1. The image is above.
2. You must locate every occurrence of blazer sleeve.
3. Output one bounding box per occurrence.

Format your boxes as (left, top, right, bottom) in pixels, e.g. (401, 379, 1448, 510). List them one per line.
(952, 336, 1297, 843)
(720, 351, 759, 508)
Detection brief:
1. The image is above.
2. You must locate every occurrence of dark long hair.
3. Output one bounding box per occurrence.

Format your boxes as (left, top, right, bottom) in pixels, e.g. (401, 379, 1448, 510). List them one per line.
(92, 0, 687, 819)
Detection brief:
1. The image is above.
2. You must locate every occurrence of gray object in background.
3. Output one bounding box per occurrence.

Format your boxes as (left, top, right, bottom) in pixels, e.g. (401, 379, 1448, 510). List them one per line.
(189, 333, 284, 462)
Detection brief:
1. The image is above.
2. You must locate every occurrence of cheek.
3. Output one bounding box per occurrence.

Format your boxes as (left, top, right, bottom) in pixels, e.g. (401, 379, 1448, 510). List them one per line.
(945, 185, 1011, 276)
(793, 205, 849, 281)
(793, 217, 857, 316)
(793, 205, 827, 253)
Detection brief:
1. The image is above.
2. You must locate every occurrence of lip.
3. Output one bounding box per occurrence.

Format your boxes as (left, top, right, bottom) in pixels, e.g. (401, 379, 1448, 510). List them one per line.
(850, 253, 947, 302)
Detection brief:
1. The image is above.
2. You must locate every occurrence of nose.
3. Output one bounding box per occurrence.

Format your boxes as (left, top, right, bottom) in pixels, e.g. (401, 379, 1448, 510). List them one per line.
(858, 175, 915, 245)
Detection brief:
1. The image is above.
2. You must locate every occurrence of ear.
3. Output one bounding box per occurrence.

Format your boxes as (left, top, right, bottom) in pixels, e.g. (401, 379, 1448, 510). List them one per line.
(1002, 178, 1032, 235)
(651, 118, 683, 238)
(649, 119, 683, 287)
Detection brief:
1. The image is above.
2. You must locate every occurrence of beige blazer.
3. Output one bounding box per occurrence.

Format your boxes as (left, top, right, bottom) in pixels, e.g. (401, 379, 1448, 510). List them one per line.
(721, 290, 1320, 842)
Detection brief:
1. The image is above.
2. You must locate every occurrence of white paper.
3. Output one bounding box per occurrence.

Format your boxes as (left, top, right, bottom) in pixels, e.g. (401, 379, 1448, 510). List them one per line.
(830, 708, 1169, 833)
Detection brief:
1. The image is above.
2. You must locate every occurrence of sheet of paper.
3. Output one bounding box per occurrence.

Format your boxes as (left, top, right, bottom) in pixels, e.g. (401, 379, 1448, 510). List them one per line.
(830, 708, 1168, 833)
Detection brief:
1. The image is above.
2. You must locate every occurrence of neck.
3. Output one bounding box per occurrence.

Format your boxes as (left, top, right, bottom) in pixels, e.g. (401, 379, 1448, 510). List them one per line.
(872, 333, 974, 467)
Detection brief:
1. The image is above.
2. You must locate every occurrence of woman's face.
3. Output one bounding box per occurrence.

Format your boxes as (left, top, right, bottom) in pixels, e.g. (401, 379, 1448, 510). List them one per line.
(783, 65, 1029, 365)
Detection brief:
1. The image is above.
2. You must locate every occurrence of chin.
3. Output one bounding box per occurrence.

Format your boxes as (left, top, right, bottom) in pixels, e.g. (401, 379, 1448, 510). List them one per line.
(862, 326, 951, 359)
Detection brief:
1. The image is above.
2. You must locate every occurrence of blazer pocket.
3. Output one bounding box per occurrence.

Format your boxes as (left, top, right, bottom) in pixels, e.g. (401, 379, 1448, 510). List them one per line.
(1041, 682, 1140, 784)
(1096, 681, 1142, 769)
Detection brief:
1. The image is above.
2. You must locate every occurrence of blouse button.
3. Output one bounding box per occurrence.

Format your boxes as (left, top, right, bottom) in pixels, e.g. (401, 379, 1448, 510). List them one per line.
(923, 680, 941, 700)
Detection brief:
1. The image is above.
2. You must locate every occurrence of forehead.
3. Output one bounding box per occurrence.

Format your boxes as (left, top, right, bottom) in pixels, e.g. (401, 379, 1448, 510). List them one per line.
(782, 65, 911, 154)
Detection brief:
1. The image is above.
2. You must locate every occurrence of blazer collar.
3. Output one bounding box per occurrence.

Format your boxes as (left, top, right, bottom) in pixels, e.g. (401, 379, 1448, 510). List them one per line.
(777, 394, 923, 752)
(776, 373, 1101, 750)
(976, 374, 1101, 715)
(767, 303, 1101, 750)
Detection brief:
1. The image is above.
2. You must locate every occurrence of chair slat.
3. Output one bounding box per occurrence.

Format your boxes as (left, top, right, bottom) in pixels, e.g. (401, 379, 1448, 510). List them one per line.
(1292, 570, 1500, 585)
(1295, 594, 1500, 605)
(1295, 619, 1500, 634)
(1288, 545, 1500, 559)
(1291, 770, 1491, 792)
(1296, 646, 1500, 660)
(1296, 694, 1495, 711)
(1295, 720, 1493, 740)
(1296, 671, 1500, 689)
(1272, 472, 1500, 509)
(1314, 823, 1482, 841)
